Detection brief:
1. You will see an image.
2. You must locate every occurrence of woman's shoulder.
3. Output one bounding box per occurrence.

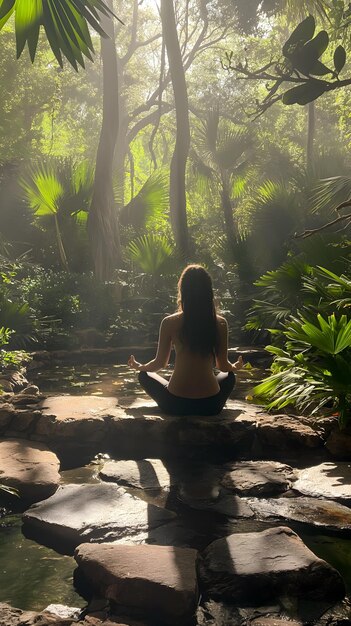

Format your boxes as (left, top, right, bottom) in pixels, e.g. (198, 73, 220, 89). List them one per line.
(162, 312, 183, 327)
(216, 314, 228, 327)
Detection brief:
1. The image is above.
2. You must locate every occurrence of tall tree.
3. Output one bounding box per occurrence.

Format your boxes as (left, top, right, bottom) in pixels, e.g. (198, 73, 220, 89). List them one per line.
(160, 0, 190, 256)
(88, 0, 121, 279)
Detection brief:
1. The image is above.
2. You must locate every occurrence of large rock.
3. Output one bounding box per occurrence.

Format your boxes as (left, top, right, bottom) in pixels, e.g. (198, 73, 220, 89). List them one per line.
(0, 438, 60, 502)
(198, 526, 345, 604)
(294, 462, 351, 505)
(36, 395, 124, 439)
(23, 482, 176, 553)
(10, 393, 328, 466)
(255, 414, 322, 453)
(34, 396, 126, 465)
(75, 543, 198, 625)
(246, 496, 351, 534)
(221, 461, 296, 496)
(99, 459, 173, 490)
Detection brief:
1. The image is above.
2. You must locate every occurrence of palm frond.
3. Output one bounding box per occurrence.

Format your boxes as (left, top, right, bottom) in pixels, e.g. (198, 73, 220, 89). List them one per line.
(0, 0, 121, 70)
(215, 127, 251, 172)
(126, 234, 174, 275)
(21, 165, 64, 217)
(312, 176, 351, 214)
(119, 172, 169, 230)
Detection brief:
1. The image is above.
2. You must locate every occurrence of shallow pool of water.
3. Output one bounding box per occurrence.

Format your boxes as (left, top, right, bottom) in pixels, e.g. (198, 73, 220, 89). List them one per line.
(30, 362, 262, 402)
(0, 514, 85, 612)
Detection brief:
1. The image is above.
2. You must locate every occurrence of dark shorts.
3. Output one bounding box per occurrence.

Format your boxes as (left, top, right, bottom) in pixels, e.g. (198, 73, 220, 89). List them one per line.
(138, 370, 235, 416)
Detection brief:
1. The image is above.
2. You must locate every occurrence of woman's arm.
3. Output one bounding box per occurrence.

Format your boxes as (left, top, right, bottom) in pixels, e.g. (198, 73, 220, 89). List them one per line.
(128, 317, 172, 372)
(215, 317, 243, 372)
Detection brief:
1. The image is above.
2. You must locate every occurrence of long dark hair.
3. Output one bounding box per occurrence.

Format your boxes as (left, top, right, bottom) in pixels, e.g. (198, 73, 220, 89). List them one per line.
(177, 265, 218, 356)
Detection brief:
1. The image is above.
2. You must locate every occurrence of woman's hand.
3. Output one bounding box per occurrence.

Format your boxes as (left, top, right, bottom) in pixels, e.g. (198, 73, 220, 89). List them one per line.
(232, 355, 244, 371)
(128, 355, 142, 371)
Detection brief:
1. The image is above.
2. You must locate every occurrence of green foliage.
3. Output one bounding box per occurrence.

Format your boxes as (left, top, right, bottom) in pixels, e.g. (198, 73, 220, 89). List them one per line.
(21, 160, 93, 271)
(119, 172, 169, 231)
(281, 16, 348, 105)
(127, 234, 175, 276)
(0, 326, 29, 374)
(0, 0, 119, 70)
(247, 256, 351, 335)
(254, 313, 351, 428)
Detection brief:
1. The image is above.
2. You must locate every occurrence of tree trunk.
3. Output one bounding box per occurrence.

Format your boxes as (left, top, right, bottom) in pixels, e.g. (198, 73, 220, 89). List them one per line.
(88, 0, 121, 280)
(306, 101, 315, 171)
(160, 0, 190, 257)
(221, 177, 235, 244)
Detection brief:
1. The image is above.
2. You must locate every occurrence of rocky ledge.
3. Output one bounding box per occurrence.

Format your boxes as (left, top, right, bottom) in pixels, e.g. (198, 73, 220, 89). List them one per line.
(0, 394, 327, 467)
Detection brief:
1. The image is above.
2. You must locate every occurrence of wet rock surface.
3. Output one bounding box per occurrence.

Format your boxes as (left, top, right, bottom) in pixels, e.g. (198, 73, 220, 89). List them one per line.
(221, 461, 296, 496)
(75, 543, 198, 625)
(198, 526, 345, 604)
(23, 482, 176, 552)
(99, 459, 173, 491)
(0, 438, 60, 503)
(246, 496, 351, 533)
(294, 463, 351, 504)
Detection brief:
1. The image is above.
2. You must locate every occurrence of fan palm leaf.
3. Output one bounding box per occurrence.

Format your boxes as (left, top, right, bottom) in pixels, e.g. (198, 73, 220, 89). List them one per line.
(312, 176, 351, 214)
(127, 234, 174, 275)
(21, 165, 69, 269)
(119, 172, 169, 231)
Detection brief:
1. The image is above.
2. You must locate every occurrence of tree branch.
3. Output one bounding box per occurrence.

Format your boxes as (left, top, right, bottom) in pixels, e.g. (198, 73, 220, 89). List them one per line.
(295, 200, 351, 239)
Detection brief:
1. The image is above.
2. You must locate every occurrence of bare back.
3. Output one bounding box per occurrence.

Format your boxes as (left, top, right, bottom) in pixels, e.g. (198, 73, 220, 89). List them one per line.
(166, 312, 225, 398)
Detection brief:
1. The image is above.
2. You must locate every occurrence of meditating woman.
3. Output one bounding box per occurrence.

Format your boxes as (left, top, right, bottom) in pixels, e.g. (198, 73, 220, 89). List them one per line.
(128, 264, 243, 416)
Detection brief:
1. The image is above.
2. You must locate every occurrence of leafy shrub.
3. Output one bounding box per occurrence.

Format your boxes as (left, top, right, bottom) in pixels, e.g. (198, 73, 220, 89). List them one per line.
(254, 313, 351, 428)
(0, 327, 30, 374)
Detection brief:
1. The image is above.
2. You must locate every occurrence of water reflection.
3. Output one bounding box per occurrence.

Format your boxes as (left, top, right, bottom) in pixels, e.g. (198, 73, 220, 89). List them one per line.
(0, 514, 85, 611)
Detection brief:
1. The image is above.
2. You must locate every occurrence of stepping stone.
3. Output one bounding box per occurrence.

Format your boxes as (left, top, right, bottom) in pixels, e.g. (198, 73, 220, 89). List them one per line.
(221, 461, 296, 496)
(23, 483, 176, 553)
(198, 526, 345, 604)
(0, 438, 60, 503)
(246, 496, 351, 534)
(99, 459, 173, 490)
(180, 491, 254, 518)
(74, 543, 198, 625)
(294, 463, 351, 505)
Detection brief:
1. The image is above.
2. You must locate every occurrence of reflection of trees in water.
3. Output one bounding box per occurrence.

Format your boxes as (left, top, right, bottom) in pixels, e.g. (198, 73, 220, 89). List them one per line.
(0, 515, 83, 611)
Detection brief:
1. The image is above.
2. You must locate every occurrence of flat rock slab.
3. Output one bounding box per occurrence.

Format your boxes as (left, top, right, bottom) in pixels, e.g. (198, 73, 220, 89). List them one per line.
(39, 395, 121, 421)
(221, 461, 296, 496)
(179, 491, 254, 518)
(294, 463, 351, 505)
(99, 459, 173, 490)
(23, 483, 176, 553)
(198, 526, 345, 604)
(35, 395, 126, 443)
(75, 543, 198, 625)
(246, 496, 351, 534)
(0, 438, 60, 503)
